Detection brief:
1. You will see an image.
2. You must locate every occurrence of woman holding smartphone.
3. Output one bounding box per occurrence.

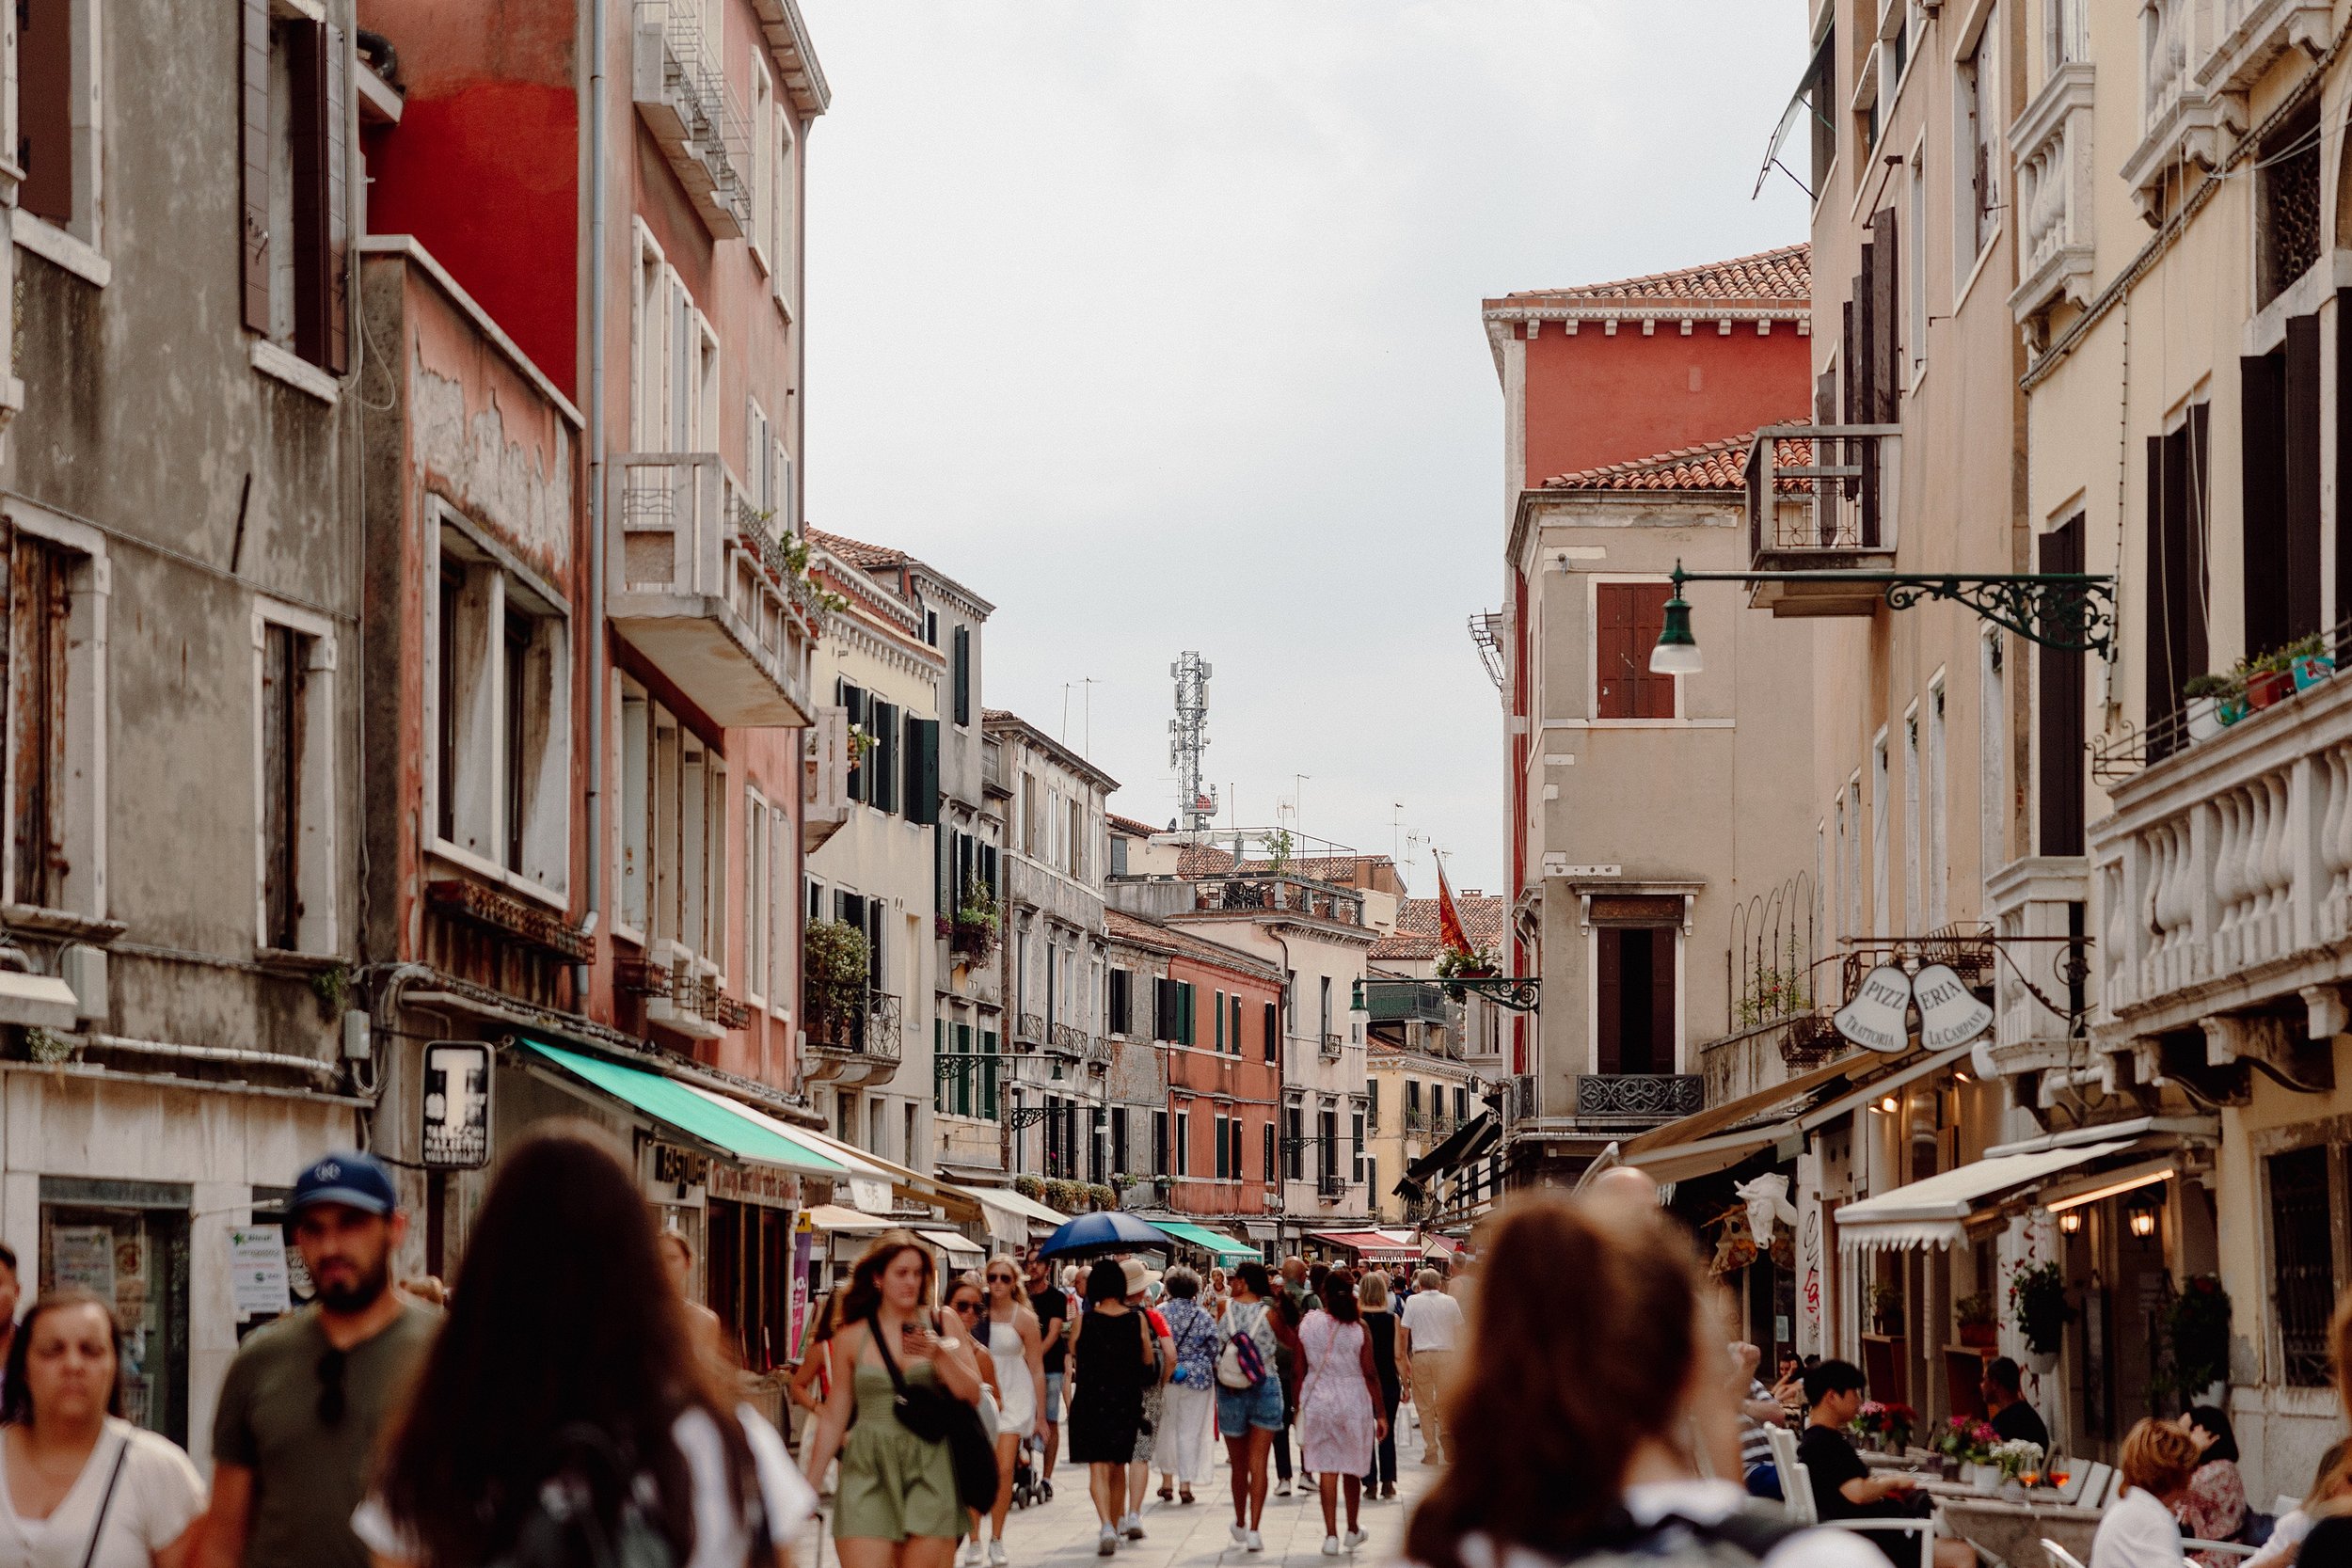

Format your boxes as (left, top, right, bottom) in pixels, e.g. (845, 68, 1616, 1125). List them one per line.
(803, 1233, 986, 1568)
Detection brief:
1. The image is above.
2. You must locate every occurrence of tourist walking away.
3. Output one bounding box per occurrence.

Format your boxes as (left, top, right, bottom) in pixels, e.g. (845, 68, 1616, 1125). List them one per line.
(1405, 1192, 1887, 1568)
(1295, 1269, 1383, 1555)
(1065, 1259, 1152, 1556)
(1799, 1359, 1975, 1568)
(803, 1232, 984, 1568)
(2091, 1419, 2202, 1568)
(1398, 1267, 1462, 1465)
(1152, 1268, 1217, 1504)
(0, 1291, 204, 1567)
(1267, 1282, 1306, 1496)
(2176, 1406, 2247, 1560)
(1356, 1272, 1401, 1500)
(1216, 1262, 1283, 1554)
(202, 1150, 437, 1568)
(1123, 1263, 1173, 1538)
(1024, 1253, 1068, 1501)
(1979, 1358, 2047, 1452)
(358, 1127, 814, 1568)
(978, 1260, 1042, 1563)
(946, 1275, 1003, 1568)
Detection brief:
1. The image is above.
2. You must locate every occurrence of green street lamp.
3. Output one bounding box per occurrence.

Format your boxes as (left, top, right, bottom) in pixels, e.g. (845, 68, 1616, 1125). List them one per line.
(1649, 584, 1704, 675)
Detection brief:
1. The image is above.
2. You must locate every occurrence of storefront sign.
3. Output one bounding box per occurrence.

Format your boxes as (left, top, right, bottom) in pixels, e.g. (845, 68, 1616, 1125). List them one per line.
(421, 1042, 492, 1169)
(1834, 964, 1914, 1053)
(228, 1228, 293, 1320)
(51, 1227, 114, 1299)
(651, 1143, 709, 1187)
(1912, 963, 1993, 1051)
(709, 1163, 800, 1206)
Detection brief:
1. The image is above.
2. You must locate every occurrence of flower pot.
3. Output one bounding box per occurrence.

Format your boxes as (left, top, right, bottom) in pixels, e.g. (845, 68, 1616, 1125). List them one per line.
(2219, 695, 2249, 726)
(2295, 654, 2336, 691)
(1959, 1323, 1997, 1349)
(2026, 1347, 2060, 1375)
(1970, 1465, 2000, 1494)
(2185, 696, 2223, 740)
(2249, 670, 2294, 709)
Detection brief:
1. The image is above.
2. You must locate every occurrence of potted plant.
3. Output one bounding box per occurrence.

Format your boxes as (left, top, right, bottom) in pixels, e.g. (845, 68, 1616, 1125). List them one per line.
(2245, 650, 2295, 710)
(1849, 1400, 1916, 1454)
(1012, 1173, 1047, 1202)
(802, 919, 871, 1042)
(1931, 1416, 2000, 1490)
(1956, 1291, 1997, 1349)
(1868, 1280, 1904, 1337)
(950, 876, 1003, 964)
(2288, 633, 2336, 691)
(2183, 673, 2235, 739)
(2166, 1274, 2233, 1404)
(2010, 1260, 2068, 1373)
(1087, 1181, 1118, 1212)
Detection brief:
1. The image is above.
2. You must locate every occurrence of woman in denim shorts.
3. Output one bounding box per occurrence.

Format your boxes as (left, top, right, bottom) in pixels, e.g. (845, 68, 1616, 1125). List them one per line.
(1214, 1262, 1283, 1553)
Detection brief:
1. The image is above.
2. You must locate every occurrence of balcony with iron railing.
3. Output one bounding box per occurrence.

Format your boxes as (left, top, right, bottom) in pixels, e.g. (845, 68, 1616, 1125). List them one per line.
(1363, 980, 1449, 1025)
(1316, 1172, 1344, 1202)
(608, 454, 816, 726)
(1048, 1022, 1088, 1059)
(1574, 1073, 1705, 1125)
(2089, 649, 2352, 1097)
(630, 0, 751, 237)
(1743, 427, 1899, 615)
(804, 990, 903, 1086)
(1015, 1012, 1046, 1048)
(1184, 874, 1365, 927)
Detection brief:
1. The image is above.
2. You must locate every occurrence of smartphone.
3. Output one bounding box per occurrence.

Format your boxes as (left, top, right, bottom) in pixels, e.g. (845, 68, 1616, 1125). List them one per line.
(900, 1322, 922, 1344)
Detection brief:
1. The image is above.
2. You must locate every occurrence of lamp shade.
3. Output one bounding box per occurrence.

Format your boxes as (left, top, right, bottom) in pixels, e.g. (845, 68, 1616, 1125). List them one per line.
(1650, 591, 1703, 674)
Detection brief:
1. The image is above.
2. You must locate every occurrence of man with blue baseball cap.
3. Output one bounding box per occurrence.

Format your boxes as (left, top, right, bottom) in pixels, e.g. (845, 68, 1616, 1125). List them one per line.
(199, 1150, 438, 1568)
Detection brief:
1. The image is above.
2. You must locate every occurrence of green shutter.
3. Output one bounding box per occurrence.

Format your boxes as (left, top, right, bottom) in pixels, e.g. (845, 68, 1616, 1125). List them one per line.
(1214, 990, 1225, 1051)
(907, 718, 941, 826)
(1180, 983, 1195, 1046)
(956, 1023, 974, 1117)
(982, 1031, 999, 1119)
(932, 1019, 946, 1112)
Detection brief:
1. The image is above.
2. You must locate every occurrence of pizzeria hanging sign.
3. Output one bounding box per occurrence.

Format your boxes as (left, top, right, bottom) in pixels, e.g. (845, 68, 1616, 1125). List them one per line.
(1832, 962, 1992, 1055)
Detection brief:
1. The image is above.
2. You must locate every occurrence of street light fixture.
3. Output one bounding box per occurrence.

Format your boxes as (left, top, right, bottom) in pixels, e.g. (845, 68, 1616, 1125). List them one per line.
(1649, 585, 1703, 675)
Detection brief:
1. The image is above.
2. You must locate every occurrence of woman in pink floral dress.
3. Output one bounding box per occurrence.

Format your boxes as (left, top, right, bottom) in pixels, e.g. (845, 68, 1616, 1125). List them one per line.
(1295, 1269, 1388, 1557)
(2175, 1405, 2248, 1565)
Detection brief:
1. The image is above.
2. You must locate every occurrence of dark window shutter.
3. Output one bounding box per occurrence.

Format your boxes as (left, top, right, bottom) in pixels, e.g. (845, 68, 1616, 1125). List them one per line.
(2339, 293, 2352, 632)
(906, 718, 940, 826)
(2038, 519, 2087, 856)
(289, 22, 333, 366)
(1263, 1001, 1277, 1062)
(2244, 351, 2291, 657)
(240, 0, 273, 331)
(952, 625, 971, 725)
(842, 685, 869, 804)
(1596, 927, 1623, 1075)
(1870, 206, 1899, 421)
(1179, 982, 1196, 1046)
(2286, 314, 2323, 640)
(1649, 932, 1677, 1071)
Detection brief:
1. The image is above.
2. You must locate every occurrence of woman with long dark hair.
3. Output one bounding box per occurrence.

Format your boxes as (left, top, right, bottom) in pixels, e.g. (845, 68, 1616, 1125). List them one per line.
(1065, 1259, 1153, 1557)
(2176, 1405, 2248, 1561)
(1355, 1270, 1401, 1501)
(358, 1125, 814, 1567)
(1405, 1193, 1882, 1568)
(0, 1291, 203, 1568)
(1295, 1268, 1383, 1556)
(1216, 1263, 1282, 1555)
(803, 1233, 985, 1568)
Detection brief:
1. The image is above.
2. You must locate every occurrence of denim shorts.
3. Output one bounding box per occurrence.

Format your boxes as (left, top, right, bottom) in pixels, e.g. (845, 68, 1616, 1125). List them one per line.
(1043, 1371, 1065, 1418)
(1216, 1378, 1285, 1436)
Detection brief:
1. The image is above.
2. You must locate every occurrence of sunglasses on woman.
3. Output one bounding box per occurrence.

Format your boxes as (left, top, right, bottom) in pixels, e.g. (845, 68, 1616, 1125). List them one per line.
(950, 1299, 983, 1316)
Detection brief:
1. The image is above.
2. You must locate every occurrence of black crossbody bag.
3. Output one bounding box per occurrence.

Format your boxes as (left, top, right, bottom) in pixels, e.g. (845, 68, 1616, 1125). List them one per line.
(871, 1315, 999, 1512)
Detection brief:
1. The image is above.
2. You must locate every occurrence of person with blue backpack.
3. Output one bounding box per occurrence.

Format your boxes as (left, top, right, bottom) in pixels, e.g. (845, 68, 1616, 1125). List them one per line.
(1214, 1262, 1283, 1554)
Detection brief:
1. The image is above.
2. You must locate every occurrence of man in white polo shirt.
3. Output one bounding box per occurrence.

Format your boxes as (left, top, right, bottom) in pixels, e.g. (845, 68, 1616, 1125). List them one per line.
(1398, 1267, 1465, 1465)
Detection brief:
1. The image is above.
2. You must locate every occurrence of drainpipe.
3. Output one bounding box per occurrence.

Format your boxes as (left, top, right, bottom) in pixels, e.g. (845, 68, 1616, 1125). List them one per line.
(579, 0, 611, 1004)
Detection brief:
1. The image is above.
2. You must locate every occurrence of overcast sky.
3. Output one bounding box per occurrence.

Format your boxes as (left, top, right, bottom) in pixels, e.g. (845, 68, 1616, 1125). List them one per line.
(798, 2, 1812, 895)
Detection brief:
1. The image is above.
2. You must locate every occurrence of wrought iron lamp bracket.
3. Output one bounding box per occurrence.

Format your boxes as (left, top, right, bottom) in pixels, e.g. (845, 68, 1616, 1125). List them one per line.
(1670, 565, 2115, 655)
(1353, 976, 1540, 1014)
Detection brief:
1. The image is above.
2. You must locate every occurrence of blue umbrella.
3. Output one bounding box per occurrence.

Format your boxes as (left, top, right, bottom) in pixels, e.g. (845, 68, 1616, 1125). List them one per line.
(1036, 1210, 1173, 1259)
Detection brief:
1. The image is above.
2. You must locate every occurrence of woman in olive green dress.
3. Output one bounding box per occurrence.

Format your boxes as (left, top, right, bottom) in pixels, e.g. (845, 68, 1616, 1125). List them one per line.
(803, 1233, 985, 1568)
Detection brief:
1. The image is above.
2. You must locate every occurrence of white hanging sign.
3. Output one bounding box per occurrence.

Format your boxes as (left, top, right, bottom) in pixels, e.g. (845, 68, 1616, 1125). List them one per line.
(1913, 963, 1994, 1051)
(1835, 963, 1915, 1053)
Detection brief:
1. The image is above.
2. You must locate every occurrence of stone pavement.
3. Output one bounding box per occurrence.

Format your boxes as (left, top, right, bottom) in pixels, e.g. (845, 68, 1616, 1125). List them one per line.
(798, 1402, 1439, 1568)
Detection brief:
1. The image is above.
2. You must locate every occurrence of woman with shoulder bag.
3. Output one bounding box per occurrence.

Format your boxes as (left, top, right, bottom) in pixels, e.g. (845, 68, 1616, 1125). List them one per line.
(1152, 1269, 1217, 1506)
(1215, 1263, 1284, 1554)
(801, 1233, 987, 1568)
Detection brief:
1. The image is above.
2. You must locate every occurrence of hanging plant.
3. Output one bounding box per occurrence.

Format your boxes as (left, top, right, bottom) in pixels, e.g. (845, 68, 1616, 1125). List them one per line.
(1012, 1173, 1046, 1201)
(2010, 1261, 2068, 1356)
(803, 919, 870, 1030)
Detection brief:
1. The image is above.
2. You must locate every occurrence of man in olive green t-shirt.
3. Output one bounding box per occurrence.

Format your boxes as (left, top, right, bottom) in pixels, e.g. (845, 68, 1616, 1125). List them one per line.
(200, 1151, 438, 1568)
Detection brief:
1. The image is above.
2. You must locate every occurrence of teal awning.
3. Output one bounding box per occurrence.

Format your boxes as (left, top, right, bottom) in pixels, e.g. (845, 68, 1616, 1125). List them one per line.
(520, 1039, 847, 1176)
(1151, 1219, 1263, 1263)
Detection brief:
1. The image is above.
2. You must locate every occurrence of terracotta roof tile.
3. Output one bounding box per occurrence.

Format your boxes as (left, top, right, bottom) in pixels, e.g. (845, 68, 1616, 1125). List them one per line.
(806, 529, 905, 572)
(1107, 813, 1166, 838)
(1104, 908, 1282, 982)
(1368, 894, 1508, 961)
(1497, 244, 1810, 309)
(1539, 431, 1813, 495)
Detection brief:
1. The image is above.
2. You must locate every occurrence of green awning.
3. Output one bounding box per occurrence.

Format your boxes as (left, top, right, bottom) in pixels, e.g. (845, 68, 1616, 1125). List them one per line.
(520, 1040, 848, 1176)
(1150, 1219, 1262, 1262)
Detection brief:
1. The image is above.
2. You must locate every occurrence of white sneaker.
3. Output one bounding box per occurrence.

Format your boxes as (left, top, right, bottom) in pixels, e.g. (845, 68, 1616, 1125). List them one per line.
(1345, 1530, 1370, 1550)
(1274, 1480, 1292, 1497)
(1230, 1523, 1249, 1547)
(961, 1540, 982, 1567)
(1245, 1530, 1265, 1553)
(1097, 1527, 1119, 1557)
(989, 1542, 1009, 1566)
(1120, 1514, 1145, 1542)
(1322, 1535, 1342, 1556)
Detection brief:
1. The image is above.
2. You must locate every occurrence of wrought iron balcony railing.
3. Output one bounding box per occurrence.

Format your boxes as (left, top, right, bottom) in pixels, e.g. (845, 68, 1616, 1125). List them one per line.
(1575, 1073, 1704, 1123)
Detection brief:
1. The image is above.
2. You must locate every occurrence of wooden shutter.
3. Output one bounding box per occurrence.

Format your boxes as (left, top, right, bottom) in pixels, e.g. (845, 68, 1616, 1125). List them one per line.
(952, 625, 971, 724)
(240, 0, 273, 331)
(2338, 293, 2352, 633)
(1629, 583, 1673, 717)
(1596, 927, 1623, 1075)
(1263, 1001, 1277, 1061)
(1648, 930, 1677, 1073)
(1595, 583, 1673, 718)
(1870, 207, 1899, 421)
(2243, 351, 2290, 657)
(1180, 982, 1195, 1046)
(2038, 519, 2087, 856)
(2286, 314, 2323, 640)
(905, 717, 940, 825)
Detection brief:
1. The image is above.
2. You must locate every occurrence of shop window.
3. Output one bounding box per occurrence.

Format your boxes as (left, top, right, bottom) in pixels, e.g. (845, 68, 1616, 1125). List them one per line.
(42, 1180, 191, 1445)
(2268, 1146, 2337, 1386)
(707, 1196, 795, 1371)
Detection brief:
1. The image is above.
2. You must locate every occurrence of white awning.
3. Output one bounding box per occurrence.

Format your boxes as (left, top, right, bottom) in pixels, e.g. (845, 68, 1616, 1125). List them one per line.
(953, 1183, 1070, 1247)
(1622, 1042, 1978, 1185)
(803, 1203, 892, 1234)
(917, 1226, 987, 1264)
(1834, 1139, 2134, 1253)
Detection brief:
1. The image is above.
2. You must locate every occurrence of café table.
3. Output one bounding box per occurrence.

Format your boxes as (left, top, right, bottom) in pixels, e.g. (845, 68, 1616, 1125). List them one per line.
(1929, 1490, 2102, 1568)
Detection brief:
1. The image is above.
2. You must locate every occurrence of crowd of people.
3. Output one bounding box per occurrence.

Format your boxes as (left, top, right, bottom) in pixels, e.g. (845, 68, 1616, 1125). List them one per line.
(5, 1142, 2352, 1568)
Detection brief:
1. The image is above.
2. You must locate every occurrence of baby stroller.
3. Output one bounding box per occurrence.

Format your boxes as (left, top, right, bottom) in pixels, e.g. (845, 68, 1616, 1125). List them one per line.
(1010, 1433, 1043, 1509)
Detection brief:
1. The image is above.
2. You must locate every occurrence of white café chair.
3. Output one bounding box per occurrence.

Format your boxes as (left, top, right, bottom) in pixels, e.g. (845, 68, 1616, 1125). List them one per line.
(1763, 1425, 1804, 1519)
(2074, 1462, 2116, 1511)
(2045, 1461, 2088, 1506)
(2182, 1543, 2257, 1560)
(2042, 1540, 2090, 1568)
(1775, 1446, 1941, 1557)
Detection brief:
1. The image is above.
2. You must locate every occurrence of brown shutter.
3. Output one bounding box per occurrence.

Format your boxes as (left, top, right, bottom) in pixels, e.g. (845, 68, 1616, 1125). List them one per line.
(324, 24, 350, 372)
(1871, 206, 1899, 421)
(2037, 519, 2087, 857)
(1596, 927, 1622, 1075)
(2242, 351, 2289, 655)
(1649, 930, 1677, 1073)
(1629, 581, 1674, 718)
(241, 0, 272, 332)
(2286, 313, 2322, 639)
(1595, 584, 1633, 719)
(2145, 435, 2175, 748)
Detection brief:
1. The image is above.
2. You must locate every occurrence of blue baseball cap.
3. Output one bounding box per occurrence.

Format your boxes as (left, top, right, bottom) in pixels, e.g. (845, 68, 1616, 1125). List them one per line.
(289, 1150, 399, 1217)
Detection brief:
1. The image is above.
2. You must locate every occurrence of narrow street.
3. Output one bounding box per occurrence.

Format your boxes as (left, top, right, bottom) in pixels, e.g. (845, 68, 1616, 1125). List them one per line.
(803, 1418, 1438, 1568)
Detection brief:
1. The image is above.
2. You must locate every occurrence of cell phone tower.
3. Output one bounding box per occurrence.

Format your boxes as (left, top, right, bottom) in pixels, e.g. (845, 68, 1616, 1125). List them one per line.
(1168, 652, 1217, 833)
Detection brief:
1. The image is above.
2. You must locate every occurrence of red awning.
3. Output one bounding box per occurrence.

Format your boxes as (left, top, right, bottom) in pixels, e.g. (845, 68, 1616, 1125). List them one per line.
(1309, 1229, 1422, 1261)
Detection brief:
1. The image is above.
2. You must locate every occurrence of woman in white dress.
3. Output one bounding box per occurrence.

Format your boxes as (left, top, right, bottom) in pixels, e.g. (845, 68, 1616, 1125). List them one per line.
(0, 1291, 205, 1568)
(978, 1259, 1042, 1565)
(1152, 1269, 1218, 1503)
(1295, 1270, 1386, 1557)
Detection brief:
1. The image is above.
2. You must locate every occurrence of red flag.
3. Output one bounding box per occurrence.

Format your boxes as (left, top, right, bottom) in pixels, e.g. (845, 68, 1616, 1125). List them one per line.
(1436, 857, 1471, 957)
